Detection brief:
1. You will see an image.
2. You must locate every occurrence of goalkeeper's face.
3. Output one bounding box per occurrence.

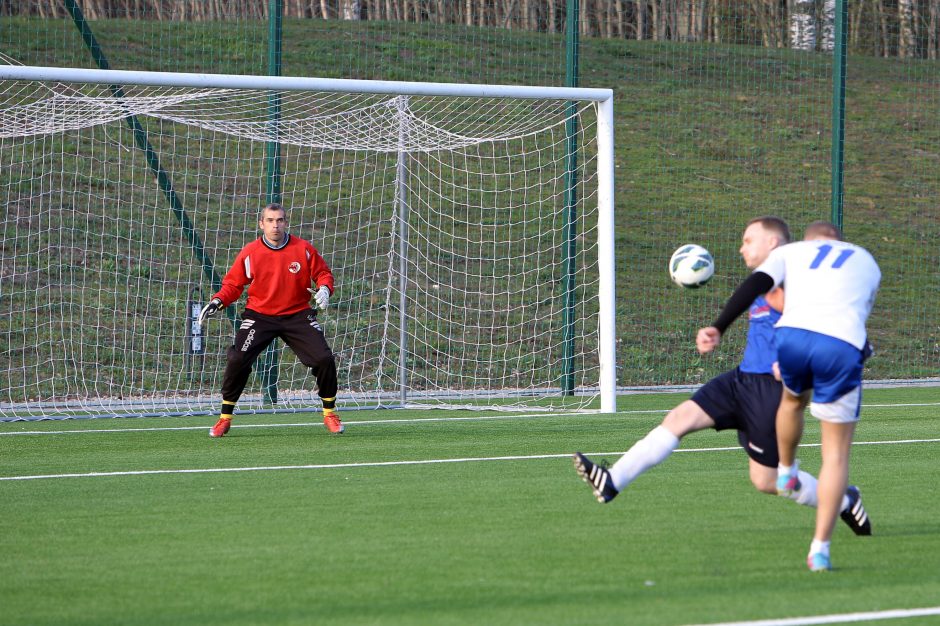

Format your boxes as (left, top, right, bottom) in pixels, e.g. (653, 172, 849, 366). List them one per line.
(259, 208, 288, 245)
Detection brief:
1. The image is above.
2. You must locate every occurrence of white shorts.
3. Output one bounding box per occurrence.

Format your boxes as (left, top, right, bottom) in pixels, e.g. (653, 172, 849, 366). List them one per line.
(777, 327, 864, 423)
(809, 385, 861, 424)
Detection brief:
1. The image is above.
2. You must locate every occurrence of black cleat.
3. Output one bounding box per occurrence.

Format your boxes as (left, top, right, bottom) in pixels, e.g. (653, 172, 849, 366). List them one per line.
(840, 485, 872, 536)
(573, 452, 619, 503)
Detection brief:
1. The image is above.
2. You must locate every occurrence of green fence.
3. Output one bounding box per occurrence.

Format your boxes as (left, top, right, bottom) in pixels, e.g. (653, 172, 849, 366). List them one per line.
(1, 0, 937, 398)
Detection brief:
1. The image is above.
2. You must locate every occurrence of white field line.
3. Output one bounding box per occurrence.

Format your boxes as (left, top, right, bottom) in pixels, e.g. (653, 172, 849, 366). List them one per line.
(0, 410, 651, 436)
(1, 452, 577, 481)
(862, 402, 940, 407)
(685, 606, 940, 626)
(1, 399, 935, 437)
(1, 438, 937, 482)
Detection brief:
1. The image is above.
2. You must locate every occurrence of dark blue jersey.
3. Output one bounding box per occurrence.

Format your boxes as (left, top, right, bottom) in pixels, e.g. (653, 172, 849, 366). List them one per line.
(739, 295, 781, 375)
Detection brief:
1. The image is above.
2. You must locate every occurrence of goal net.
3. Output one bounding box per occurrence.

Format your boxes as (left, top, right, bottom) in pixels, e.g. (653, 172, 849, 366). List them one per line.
(0, 66, 614, 420)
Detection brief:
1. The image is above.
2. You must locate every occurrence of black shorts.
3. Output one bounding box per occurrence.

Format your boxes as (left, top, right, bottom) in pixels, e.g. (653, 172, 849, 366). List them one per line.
(690, 367, 782, 468)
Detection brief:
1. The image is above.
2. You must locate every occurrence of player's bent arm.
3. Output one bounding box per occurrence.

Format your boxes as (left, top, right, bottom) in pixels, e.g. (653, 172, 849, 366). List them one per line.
(696, 326, 721, 354)
(307, 246, 335, 295)
(212, 249, 252, 307)
(710, 271, 775, 335)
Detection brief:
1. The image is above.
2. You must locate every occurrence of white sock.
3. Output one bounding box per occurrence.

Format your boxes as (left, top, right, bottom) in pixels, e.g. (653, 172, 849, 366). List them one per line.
(809, 539, 830, 558)
(777, 458, 798, 477)
(609, 425, 680, 491)
(784, 470, 818, 507)
(779, 471, 851, 511)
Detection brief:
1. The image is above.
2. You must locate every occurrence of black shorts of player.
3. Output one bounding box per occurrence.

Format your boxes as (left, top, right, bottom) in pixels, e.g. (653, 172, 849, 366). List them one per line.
(221, 307, 337, 402)
(690, 367, 782, 468)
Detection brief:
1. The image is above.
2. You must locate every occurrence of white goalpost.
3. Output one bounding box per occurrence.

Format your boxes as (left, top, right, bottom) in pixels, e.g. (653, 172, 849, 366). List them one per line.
(0, 65, 615, 419)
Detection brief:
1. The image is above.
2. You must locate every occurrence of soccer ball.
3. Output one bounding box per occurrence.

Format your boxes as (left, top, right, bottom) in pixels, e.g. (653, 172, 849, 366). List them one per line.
(669, 244, 715, 288)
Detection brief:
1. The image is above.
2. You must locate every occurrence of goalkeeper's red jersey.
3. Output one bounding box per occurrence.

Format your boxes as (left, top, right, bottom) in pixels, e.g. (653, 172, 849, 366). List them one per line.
(213, 234, 334, 316)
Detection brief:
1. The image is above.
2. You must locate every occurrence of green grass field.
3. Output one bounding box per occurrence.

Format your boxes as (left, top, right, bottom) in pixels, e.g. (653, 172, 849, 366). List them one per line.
(2, 386, 939, 626)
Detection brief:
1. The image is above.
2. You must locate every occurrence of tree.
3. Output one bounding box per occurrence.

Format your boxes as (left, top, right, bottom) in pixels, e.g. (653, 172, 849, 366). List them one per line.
(342, 0, 362, 19)
(790, 0, 817, 51)
(899, 0, 916, 57)
(930, 0, 940, 59)
(821, 0, 835, 51)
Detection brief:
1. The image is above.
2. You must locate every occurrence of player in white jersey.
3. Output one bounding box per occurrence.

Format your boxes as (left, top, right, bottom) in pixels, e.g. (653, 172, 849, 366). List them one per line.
(697, 221, 880, 572)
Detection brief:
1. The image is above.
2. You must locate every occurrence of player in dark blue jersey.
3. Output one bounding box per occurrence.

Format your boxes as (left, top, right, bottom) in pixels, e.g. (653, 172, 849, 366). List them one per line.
(573, 217, 870, 537)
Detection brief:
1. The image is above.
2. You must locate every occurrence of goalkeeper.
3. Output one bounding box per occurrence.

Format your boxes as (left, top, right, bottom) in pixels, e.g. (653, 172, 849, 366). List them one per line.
(573, 217, 871, 537)
(198, 202, 343, 437)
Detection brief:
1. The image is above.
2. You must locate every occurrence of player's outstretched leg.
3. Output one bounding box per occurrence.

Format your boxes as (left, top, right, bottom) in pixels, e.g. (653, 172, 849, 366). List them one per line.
(840, 485, 871, 536)
(572, 452, 619, 503)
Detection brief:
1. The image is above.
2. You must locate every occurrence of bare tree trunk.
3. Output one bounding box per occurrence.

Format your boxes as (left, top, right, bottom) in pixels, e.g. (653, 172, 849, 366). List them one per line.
(750, 0, 771, 47)
(604, 0, 613, 37)
(790, 0, 816, 51)
(774, 0, 788, 47)
(930, 0, 940, 59)
(879, 0, 890, 57)
(651, 0, 660, 40)
(899, 0, 915, 57)
(695, 0, 707, 41)
(849, 0, 862, 49)
(663, 0, 674, 40)
(670, 0, 678, 40)
(614, 0, 625, 37)
(503, 0, 516, 28)
(671, 0, 689, 41)
(342, 0, 361, 19)
(820, 0, 835, 51)
(637, 0, 647, 40)
(712, 0, 721, 42)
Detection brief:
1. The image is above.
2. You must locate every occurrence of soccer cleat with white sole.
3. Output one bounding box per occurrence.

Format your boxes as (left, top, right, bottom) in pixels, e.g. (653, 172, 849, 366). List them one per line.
(210, 417, 231, 438)
(840, 485, 872, 536)
(807, 551, 832, 572)
(323, 410, 345, 434)
(572, 452, 619, 503)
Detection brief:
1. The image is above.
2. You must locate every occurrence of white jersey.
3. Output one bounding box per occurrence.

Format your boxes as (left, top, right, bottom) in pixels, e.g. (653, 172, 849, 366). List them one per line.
(755, 240, 880, 350)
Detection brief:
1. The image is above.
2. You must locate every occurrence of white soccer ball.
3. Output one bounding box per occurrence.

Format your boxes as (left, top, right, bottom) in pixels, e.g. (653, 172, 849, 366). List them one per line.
(669, 244, 715, 288)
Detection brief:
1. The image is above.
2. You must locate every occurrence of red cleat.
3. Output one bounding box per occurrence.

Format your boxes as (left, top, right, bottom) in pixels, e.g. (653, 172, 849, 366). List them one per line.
(209, 417, 231, 438)
(323, 410, 344, 434)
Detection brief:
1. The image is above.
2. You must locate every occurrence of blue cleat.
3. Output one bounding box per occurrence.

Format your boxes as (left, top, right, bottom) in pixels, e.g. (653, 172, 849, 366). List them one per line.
(807, 551, 832, 572)
(573, 452, 619, 503)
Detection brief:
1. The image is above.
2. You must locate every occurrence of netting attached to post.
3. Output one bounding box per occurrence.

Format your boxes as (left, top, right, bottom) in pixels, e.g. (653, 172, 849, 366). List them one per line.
(0, 72, 610, 419)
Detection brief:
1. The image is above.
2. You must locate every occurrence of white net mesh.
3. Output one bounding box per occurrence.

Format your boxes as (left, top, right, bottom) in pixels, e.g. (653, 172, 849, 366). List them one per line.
(0, 77, 601, 419)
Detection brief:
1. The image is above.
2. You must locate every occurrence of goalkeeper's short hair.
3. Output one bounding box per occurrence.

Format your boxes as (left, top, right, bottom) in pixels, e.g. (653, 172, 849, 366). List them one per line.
(259, 202, 287, 220)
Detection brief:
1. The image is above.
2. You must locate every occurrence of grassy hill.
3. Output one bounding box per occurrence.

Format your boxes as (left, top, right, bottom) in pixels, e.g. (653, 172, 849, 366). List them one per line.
(0, 17, 937, 412)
